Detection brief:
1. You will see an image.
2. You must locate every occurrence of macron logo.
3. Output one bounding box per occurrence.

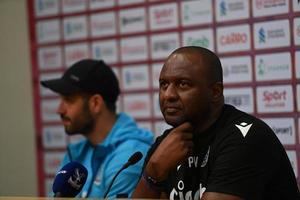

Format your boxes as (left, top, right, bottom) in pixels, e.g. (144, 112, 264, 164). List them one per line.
(235, 122, 252, 138)
(177, 165, 181, 171)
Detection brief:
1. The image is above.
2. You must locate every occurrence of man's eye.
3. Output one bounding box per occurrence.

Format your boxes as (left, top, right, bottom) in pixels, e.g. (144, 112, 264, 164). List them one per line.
(159, 81, 168, 89)
(179, 81, 189, 88)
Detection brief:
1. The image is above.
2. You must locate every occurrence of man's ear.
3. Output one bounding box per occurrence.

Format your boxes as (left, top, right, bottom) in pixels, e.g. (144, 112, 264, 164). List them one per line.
(211, 82, 223, 103)
(88, 94, 104, 114)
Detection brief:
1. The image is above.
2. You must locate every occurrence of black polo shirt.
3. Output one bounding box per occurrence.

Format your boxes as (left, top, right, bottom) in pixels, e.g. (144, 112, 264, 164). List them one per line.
(143, 104, 299, 200)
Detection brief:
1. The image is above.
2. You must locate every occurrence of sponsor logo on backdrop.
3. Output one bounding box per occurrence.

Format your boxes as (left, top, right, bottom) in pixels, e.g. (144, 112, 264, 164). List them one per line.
(123, 94, 151, 118)
(223, 64, 249, 77)
(263, 91, 286, 103)
(272, 125, 293, 136)
(217, 24, 250, 53)
(216, 0, 249, 22)
(118, 0, 145, 5)
(92, 40, 118, 64)
(255, 0, 287, 9)
(124, 70, 144, 84)
(90, 12, 116, 37)
(220, 33, 247, 45)
(151, 33, 179, 59)
(219, 0, 227, 15)
(122, 65, 149, 90)
(262, 118, 295, 144)
(258, 27, 266, 43)
(294, 18, 300, 45)
(89, 0, 115, 9)
(62, 0, 86, 13)
(254, 20, 290, 49)
(182, 29, 214, 51)
(149, 3, 178, 30)
(35, 0, 59, 16)
(38, 46, 62, 69)
(153, 39, 177, 51)
(121, 36, 148, 62)
(119, 8, 146, 33)
(255, 52, 291, 81)
(257, 85, 293, 113)
(89, 0, 114, 9)
(221, 56, 252, 83)
(253, 0, 289, 17)
(121, 16, 144, 26)
(64, 43, 89, 66)
(37, 19, 60, 44)
(41, 99, 60, 122)
(258, 28, 285, 42)
(93, 46, 114, 59)
(186, 36, 209, 48)
(42, 126, 67, 148)
(181, 0, 213, 26)
(224, 88, 254, 113)
(153, 7, 175, 24)
(63, 16, 88, 40)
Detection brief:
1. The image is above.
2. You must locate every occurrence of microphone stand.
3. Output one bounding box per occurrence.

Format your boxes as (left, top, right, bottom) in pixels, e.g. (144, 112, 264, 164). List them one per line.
(103, 165, 127, 198)
(103, 151, 142, 198)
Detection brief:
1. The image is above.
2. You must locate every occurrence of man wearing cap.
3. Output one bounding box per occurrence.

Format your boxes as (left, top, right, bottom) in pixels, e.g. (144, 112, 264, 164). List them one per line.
(41, 59, 154, 198)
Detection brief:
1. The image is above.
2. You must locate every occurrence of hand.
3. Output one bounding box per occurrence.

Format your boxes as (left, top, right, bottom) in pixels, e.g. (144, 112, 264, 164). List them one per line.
(145, 122, 194, 181)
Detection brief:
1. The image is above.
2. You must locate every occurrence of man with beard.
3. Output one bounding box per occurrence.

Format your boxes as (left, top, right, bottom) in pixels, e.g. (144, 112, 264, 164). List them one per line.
(132, 46, 299, 200)
(41, 59, 154, 198)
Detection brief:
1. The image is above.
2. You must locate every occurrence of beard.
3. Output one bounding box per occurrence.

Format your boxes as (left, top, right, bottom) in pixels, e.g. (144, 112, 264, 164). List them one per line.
(61, 103, 95, 136)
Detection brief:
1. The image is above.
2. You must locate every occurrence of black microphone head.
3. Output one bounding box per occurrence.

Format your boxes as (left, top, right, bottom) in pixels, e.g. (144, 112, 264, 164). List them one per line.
(128, 151, 143, 165)
(52, 161, 88, 197)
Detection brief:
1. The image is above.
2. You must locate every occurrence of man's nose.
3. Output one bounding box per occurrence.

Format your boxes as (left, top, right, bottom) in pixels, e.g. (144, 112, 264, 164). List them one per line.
(56, 100, 65, 115)
(163, 84, 179, 100)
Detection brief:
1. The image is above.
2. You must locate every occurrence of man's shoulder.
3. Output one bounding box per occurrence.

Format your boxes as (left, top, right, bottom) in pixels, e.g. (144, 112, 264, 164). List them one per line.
(213, 105, 276, 146)
(112, 112, 154, 143)
(220, 105, 271, 134)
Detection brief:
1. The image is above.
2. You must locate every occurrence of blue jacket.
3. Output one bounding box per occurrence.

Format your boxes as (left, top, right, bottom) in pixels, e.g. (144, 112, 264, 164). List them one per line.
(57, 112, 154, 198)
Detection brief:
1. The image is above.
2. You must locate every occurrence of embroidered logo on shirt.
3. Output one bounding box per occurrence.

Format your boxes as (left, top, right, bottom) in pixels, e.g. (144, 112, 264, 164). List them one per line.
(177, 165, 181, 171)
(235, 122, 253, 137)
(201, 146, 210, 167)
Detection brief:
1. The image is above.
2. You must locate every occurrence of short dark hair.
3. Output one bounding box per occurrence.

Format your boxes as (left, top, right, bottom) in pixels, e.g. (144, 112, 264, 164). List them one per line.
(172, 46, 223, 83)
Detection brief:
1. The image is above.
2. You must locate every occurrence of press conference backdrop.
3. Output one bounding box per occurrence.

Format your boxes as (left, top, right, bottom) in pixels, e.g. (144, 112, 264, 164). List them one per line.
(28, 0, 300, 196)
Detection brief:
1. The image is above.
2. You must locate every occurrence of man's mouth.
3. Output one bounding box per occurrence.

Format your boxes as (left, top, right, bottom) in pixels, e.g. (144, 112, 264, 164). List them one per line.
(164, 106, 181, 114)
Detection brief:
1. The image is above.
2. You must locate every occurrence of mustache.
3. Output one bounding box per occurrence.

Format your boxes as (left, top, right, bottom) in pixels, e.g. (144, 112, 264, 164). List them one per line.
(60, 114, 71, 121)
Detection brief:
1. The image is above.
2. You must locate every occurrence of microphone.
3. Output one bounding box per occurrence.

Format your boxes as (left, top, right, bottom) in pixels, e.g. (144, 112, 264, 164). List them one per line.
(52, 161, 88, 197)
(103, 151, 143, 198)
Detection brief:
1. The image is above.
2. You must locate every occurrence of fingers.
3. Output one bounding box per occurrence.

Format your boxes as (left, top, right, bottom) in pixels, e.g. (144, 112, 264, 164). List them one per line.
(184, 141, 194, 155)
(174, 122, 194, 132)
(171, 122, 194, 140)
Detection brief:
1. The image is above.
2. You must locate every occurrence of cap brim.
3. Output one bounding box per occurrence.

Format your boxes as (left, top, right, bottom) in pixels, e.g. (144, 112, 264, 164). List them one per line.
(41, 78, 81, 95)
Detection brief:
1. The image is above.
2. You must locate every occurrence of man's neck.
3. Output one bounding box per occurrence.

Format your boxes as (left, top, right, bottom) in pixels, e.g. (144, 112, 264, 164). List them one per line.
(86, 112, 117, 146)
(194, 103, 224, 134)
